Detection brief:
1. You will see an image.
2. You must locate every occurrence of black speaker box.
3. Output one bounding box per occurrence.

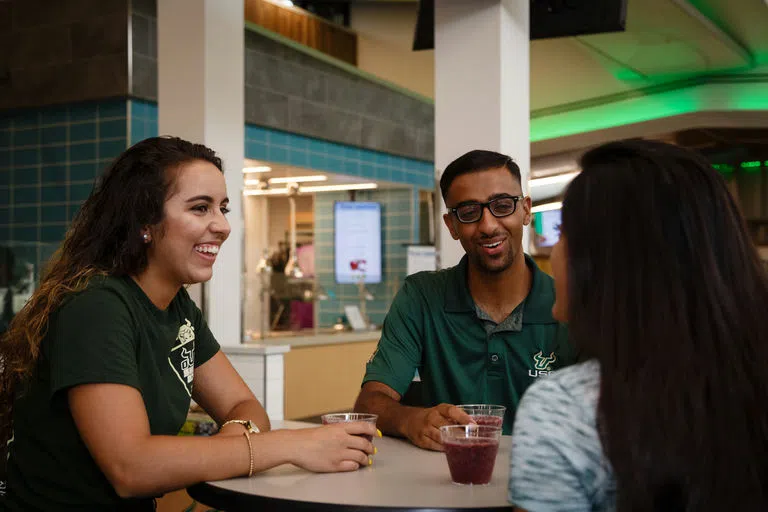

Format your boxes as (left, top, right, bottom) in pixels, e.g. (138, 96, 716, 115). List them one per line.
(413, 0, 628, 51)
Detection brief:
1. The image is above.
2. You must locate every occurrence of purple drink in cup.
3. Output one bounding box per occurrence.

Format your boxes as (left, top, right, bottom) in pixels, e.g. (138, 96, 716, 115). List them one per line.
(457, 404, 506, 428)
(440, 425, 501, 485)
(471, 415, 503, 427)
(321, 413, 378, 441)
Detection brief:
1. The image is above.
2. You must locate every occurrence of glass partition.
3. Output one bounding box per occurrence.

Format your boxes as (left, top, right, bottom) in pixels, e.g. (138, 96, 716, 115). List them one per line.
(241, 160, 429, 341)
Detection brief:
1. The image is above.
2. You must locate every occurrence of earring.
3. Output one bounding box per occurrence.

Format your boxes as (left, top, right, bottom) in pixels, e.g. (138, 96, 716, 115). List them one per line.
(143, 233, 150, 243)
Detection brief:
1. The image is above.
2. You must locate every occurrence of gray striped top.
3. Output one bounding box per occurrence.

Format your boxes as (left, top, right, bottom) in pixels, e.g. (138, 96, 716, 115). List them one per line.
(508, 360, 616, 511)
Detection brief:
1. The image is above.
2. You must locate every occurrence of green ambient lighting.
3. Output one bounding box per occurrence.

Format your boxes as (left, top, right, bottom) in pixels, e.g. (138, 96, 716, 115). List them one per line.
(530, 88, 701, 142)
(740, 161, 762, 169)
(712, 164, 734, 173)
(531, 82, 768, 143)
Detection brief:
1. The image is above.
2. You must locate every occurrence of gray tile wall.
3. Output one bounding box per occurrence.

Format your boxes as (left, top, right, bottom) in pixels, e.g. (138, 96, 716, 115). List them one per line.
(0, 0, 129, 111)
(128, 0, 435, 161)
(244, 31, 435, 161)
(130, 0, 157, 101)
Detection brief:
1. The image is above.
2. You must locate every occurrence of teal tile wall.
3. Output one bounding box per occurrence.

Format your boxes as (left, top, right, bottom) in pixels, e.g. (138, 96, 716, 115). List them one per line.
(0, 100, 128, 274)
(412, 188, 421, 243)
(246, 124, 434, 189)
(129, 99, 159, 144)
(127, 101, 435, 189)
(314, 189, 418, 328)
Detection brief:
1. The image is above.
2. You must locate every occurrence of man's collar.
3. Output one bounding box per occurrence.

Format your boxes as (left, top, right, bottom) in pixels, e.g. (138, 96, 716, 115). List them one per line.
(444, 254, 557, 324)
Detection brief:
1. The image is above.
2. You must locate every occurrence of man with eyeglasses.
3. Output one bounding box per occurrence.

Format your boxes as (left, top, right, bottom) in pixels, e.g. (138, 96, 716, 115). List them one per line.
(354, 150, 575, 450)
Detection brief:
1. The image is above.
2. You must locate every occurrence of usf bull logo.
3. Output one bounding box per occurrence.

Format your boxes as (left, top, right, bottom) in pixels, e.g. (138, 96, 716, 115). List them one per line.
(169, 319, 196, 396)
(528, 351, 556, 378)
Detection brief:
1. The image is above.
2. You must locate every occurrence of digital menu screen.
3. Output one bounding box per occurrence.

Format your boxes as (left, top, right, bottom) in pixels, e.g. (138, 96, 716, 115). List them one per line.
(533, 209, 561, 248)
(334, 202, 382, 284)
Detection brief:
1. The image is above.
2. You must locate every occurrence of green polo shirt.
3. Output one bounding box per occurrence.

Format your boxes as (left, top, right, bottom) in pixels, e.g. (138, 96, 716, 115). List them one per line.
(363, 254, 575, 434)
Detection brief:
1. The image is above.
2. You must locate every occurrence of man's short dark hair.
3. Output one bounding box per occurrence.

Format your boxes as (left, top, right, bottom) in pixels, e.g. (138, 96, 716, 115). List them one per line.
(439, 150, 521, 201)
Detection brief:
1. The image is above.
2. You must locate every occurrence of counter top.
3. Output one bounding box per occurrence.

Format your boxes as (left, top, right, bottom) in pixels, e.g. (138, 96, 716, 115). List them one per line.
(222, 344, 292, 356)
(229, 330, 382, 354)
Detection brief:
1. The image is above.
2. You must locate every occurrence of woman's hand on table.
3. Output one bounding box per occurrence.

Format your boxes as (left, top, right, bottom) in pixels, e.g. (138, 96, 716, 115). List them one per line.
(287, 422, 379, 473)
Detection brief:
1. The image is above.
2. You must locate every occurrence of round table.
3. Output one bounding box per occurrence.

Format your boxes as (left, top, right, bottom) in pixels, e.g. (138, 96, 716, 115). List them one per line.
(188, 420, 512, 511)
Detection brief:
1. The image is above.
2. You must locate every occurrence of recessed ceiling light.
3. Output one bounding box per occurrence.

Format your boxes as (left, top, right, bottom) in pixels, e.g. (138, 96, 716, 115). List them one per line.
(529, 172, 580, 187)
(244, 182, 378, 195)
(243, 188, 290, 196)
(531, 201, 562, 213)
(267, 175, 328, 184)
(299, 183, 378, 193)
(243, 166, 271, 174)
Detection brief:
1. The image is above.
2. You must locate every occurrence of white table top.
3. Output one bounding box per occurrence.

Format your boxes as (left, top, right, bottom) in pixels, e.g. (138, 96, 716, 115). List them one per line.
(189, 420, 512, 511)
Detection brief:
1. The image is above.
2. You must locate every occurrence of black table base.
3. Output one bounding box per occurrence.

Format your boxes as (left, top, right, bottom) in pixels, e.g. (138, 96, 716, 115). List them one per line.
(188, 482, 512, 512)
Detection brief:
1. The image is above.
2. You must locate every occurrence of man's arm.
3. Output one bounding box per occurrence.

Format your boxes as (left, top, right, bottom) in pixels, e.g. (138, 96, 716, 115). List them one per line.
(354, 381, 471, 451)
(354, 278, 472, 450)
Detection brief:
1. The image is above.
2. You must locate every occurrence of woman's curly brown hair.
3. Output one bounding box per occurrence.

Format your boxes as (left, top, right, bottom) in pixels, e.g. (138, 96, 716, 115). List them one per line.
(0, 137, 222, 464)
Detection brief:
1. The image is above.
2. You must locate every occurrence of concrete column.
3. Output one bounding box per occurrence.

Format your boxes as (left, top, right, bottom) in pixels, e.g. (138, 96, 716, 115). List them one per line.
(158, 0, 244, 346)
(434, 0, 530, 268)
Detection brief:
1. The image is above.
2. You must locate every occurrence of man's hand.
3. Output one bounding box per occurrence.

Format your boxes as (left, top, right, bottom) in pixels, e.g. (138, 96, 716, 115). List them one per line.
(404, 403, 472, 451)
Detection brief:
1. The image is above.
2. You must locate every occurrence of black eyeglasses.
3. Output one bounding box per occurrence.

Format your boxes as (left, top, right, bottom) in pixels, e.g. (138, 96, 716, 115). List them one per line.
(448, 195, 524, 224)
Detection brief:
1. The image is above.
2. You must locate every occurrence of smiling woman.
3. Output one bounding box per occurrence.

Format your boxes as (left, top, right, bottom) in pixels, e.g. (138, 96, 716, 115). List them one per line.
(0, 137, 378, 511)
(134, 159, 232, 309)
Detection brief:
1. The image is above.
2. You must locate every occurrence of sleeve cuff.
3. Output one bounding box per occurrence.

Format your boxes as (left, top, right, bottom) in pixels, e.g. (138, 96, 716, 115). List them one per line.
(362, 372, 413, 397)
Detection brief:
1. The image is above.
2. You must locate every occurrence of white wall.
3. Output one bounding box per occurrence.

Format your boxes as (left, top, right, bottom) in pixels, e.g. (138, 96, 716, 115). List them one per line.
(350, 3, 435, 99)
(225, 349, 286, 420)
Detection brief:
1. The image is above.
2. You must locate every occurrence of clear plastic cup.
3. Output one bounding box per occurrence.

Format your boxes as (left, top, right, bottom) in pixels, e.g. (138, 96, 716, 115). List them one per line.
(321, 412, 378, 441)
(440, 424, 502, 485)
(457, 404, 506, 428)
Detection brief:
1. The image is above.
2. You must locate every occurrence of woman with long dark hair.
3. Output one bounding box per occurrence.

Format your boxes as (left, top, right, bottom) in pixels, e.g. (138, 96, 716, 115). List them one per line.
(509, 139, 768, 511)
(0, 137, 376, 510)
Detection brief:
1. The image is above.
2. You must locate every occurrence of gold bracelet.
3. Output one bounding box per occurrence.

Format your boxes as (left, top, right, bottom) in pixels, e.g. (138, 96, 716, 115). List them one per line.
(243, 430, 255, 477)
(220, 419, 260, 434)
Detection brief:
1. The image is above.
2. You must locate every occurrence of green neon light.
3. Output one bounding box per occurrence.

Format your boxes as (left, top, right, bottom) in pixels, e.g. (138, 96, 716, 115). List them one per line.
(740, 161, 762, 169)
(530, 88, 701, 142)
(712, 164, 734, 173)
(530, 81, 768, 142)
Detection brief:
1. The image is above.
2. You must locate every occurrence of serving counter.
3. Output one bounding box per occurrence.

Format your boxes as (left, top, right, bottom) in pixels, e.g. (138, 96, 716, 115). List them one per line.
(223, 330, 382, 421)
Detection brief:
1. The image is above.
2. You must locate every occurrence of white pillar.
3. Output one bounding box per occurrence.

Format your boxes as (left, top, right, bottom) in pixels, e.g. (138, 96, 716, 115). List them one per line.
(158, 0, 244, 346)
(434, 0, 530, 268)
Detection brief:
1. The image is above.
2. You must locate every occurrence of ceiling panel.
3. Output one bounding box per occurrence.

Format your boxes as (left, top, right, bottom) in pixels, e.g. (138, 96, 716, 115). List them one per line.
(529, 0, 760, 111)
(530, 38, 642, 110)
(577, 0, 750, 77)
(689, 0, 768, 68)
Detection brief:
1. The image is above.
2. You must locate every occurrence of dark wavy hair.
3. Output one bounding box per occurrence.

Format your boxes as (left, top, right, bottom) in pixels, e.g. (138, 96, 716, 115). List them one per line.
(0, 136, 222, 460)
(561, 139, 768, 510)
